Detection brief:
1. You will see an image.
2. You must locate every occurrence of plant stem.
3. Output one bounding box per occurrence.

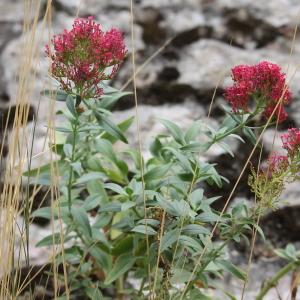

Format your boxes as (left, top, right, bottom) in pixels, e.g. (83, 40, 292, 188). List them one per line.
(213, 109, 263, 145)
(214, 121, 247, 143)
(256, 261, 300, 300)
(67, 121, 78, 215)
(116, 276, 124, 300)
(65, 112, 90, 249)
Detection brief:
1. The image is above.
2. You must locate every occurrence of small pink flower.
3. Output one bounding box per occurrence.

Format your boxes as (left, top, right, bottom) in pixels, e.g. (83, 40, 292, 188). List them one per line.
(46, 16, 127, 99)
(281, 128, 300, 156)
(268, 153, 289, 173)
(231, 64, 255, 83)
(224, 82, 252, 112)
(224, 61, 291, 123)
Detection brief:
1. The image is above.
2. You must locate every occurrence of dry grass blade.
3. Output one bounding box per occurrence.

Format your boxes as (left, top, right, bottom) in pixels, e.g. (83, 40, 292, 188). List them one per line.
(0, 0, 44, 298)
(0, 0, 73, 298)
(129, 0, 153, 297)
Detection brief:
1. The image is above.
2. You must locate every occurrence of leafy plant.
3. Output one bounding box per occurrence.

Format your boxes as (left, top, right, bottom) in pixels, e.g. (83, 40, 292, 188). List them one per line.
(24, 17, 299, 300)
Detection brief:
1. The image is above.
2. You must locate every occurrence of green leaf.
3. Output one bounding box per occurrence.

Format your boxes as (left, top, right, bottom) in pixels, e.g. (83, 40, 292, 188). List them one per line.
(150, 138, 163, 157)
(99, 202, 122, 212)
(196, 211, 219, 223)
(31, 207, 52, 220)
(157, 198, 193, 219)
(23, 162, 53, 177)
(229, 133, 245, 143)
(89, 245, 112, 272)
(71, 207, 92, 238)
(224, 291, 238, 300)
(179, 235, 202, 250)
(85, 285, 104, 300)
(220, 115, 238, 130)
(102, 116, 134, 143)
(242, 127, 257, 145)
(217, 141, 234, 157)
(98, 91, 132, 110)
(188, 289, 212, 299)
(164, 147, 193, 173)
(143, 163, 171, 182)
(123, 149, 143, 170)
(76, 172, 105, 184)
(104, 183, 127, 196)
(53, 126, 73, 133)
(82, 195, 101, 211)
(70, 161, 82, 175)
(131, 225, 157, 235)
(253, 224, 265, 241)
(185, 121, 204, 143)
(190, 188, 204, 210)
(94, 139, 118, 163)
(66, 95, 77, 117)
(112, 235, 134, 255)
(160, 229, 179, 252)
(160, 119, 185, 145)
(217, 260, 247, 281)
(182, 224, 210, 235)
(96, 113, 128, 144)
(28, 173, 52, 186)
(156, 197, 178, 216)
(41, 89, 69, 102)
(286, 244, 297, 258)
(171, 269, 193, 284)
(180, 142, 203, 152)
(121, 202, 135, 211)
(104, 254, 136, 285)
(275, 244, 298, 261)
(87, 181, 108, 202)
(63, 144, 73, 158)
(137, 219, 160, 227)
(36, 233, 72, 247)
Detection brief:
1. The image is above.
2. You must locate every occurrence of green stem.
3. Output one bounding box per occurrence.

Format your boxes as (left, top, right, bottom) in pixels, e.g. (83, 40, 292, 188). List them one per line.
(116, 276, 124, 300)
(67, 121, 78, 215)
(66, 112, 89, 247)
(256, 261, 300, 300)
(213, 108, 264, 145)
(214, 120, 247, 144)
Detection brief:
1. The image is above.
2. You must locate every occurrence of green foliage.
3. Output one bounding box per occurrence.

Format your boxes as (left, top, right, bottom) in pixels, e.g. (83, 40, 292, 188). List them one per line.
(26, 86, 284, 299)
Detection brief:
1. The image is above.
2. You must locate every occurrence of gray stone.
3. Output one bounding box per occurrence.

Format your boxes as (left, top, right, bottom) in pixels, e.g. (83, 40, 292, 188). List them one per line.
(217, 0, 300, 27)
(0, 0, 44, 23)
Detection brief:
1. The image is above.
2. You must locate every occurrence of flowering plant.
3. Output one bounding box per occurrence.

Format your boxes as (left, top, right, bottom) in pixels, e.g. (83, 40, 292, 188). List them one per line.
(25, 17, 298, 299)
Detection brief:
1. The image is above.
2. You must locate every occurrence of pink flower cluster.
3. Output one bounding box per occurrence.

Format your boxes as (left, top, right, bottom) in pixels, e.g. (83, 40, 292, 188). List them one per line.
(262, 128, 300, 178)
(225, 61, 291, 123)
(281, 128, 300, 156)
(267, 153, 289, 174)
(46, 16, 127, 99)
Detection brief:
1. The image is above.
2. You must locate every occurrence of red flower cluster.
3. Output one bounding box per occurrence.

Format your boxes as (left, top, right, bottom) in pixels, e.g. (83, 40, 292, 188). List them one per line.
(225, 61, 291, 123)
(46, 16, 127, 99)
(281, 128, 300, 156)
